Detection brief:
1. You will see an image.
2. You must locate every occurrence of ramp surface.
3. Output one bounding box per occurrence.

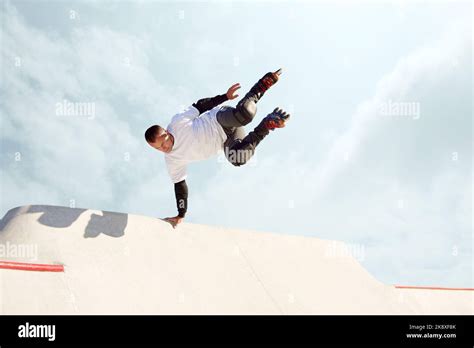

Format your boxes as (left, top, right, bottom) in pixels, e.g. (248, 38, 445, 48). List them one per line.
(0, 205, 472, 314)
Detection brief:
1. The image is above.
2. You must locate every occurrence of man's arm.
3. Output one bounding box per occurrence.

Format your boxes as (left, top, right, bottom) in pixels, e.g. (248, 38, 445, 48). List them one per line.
(191, 82, 242, 115)
(163, 180, 187, 228)
(174, 180, 188, 218)
(192, 94, 228, 115)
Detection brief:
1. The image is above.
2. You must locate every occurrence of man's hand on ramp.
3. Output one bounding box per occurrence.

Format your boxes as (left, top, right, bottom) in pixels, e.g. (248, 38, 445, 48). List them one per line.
(162, 215, 184, 229)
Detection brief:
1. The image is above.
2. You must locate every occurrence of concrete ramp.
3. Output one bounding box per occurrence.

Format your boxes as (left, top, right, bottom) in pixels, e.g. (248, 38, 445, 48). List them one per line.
(0, 205, 472, 314)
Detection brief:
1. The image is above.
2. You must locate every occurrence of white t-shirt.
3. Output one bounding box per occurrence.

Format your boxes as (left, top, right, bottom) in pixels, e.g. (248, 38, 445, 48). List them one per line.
(165, 105, 227, 183)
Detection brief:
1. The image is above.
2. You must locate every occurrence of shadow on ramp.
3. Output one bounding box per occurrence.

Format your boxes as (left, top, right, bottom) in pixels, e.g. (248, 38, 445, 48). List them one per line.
(0, 205, 128, 239)
(84, 211, 127, 238)
(28, 205, 87, 228)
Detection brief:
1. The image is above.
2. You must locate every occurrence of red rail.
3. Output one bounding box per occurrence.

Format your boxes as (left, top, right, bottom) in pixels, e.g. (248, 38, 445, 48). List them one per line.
(395, 285, 474, 291)
(0, 260, 64, 272)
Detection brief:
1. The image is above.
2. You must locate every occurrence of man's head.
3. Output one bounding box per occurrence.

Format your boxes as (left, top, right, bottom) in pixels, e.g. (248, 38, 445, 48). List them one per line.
(145, 125, 174, 153)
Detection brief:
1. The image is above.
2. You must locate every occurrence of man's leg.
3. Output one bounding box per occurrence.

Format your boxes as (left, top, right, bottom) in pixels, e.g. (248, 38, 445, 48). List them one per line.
(220, 117, 268, 167)
(216, 69, 282, 166)
(217, 69, 281, 128)
(218, 107, 291, 167)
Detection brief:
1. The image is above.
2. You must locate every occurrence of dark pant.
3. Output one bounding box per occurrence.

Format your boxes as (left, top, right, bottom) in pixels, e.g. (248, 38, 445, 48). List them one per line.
(216, 92, 268, 166)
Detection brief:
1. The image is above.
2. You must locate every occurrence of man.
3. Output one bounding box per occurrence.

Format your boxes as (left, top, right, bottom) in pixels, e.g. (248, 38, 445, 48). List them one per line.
(145, 68, 290, 228)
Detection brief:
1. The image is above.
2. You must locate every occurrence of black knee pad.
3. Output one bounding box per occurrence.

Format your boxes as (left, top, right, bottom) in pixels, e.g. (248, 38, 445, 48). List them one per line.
(236, 100, 256, 126)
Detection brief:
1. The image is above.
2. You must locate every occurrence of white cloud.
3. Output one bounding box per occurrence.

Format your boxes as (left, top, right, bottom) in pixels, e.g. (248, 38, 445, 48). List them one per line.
(0, 2, 177, 216)
(190, 19, 472, 286)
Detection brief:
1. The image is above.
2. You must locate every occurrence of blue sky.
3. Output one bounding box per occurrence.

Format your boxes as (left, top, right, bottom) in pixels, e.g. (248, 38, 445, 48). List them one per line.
(0, 0, 472, 287)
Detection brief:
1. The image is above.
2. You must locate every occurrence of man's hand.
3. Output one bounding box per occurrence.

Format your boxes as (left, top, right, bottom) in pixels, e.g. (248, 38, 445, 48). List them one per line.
(226, 83, 241, 100)
(163, 215, 184, 229)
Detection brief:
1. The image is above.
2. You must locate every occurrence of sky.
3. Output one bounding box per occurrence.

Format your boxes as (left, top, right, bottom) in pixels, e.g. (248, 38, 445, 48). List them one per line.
(0, 0, 472, 287)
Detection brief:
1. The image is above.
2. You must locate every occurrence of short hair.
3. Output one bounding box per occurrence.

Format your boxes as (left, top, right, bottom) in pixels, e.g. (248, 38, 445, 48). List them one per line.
(144, 125, 164, 143)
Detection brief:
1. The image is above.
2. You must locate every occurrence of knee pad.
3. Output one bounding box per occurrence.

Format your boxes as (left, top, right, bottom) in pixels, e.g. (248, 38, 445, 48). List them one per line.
(236, 100, 257, 126)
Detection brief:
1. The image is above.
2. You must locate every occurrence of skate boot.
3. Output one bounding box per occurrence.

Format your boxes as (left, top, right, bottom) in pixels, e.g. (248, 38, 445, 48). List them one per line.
(240, 68, 282, 104)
